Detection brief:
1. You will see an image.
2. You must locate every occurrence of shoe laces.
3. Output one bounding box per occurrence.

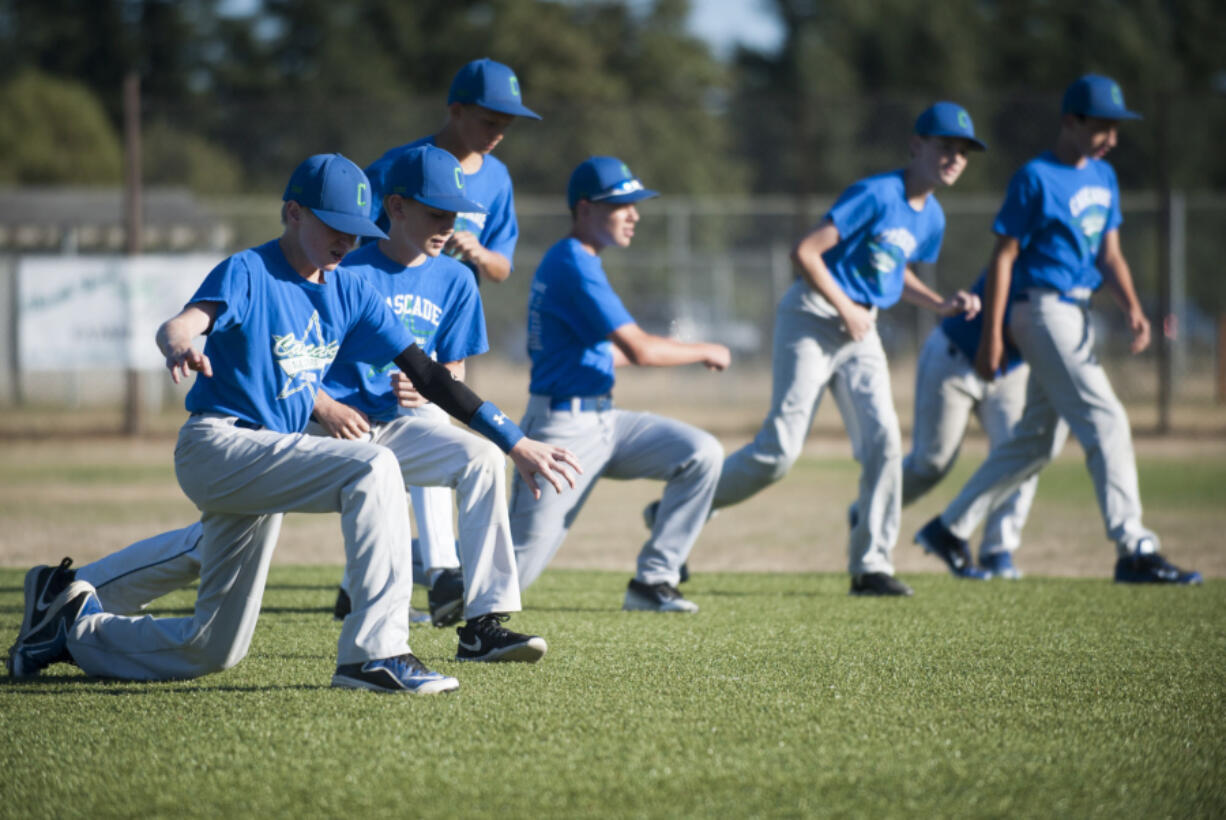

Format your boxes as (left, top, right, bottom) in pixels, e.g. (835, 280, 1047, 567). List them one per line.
(653, 583, 683, 600)
(387, 653, 430, 675)
(470, 613, 514, 638)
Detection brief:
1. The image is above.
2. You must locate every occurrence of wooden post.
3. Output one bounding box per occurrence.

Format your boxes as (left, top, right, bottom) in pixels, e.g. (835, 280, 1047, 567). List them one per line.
(123, 71, 143, 436)
(1154, 93, 1172, 434)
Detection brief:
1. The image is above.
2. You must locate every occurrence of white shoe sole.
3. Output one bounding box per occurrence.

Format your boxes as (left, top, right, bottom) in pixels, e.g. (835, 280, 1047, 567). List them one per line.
(622, 593, 699, 613)
(456, 637, 547, 663)
(330, 673, 459, 694)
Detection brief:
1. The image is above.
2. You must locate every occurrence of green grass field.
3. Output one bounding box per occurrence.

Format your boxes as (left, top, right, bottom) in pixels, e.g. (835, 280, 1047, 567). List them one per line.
(2, 568, 1223, 818)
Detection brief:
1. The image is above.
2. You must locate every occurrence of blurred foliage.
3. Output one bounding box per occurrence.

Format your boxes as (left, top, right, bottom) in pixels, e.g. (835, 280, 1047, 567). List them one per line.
(0, 0, 1223, 317)
(0, 70, 123, 184)
(733, 0, 1226, 193)
(142, 121, 243, 194)
(0, 0, 1222, 196)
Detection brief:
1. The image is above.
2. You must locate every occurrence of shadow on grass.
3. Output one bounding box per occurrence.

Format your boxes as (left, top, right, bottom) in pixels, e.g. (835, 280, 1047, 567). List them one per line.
(1, 678, 330, 694)
(697, 587, 825, 598)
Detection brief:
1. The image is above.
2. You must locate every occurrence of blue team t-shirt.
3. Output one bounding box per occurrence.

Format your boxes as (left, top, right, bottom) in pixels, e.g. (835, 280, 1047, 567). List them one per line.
(526, 238, 635, 397)
(183, 240, 412, 434)
(365, 136, 520, 278)
(939, 272, 1024, 375)
(993, 151, 1123, 298)
(323, 242, 489, 422)
(822, 170, 946, 308)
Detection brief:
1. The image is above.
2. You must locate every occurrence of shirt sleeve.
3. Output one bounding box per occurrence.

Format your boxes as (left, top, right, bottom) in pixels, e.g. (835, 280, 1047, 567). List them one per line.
(825, 179, 882, 241)
(479, 175, 520, 265)
(993, 167, 1041, 240)
(190, 254, 251, 334)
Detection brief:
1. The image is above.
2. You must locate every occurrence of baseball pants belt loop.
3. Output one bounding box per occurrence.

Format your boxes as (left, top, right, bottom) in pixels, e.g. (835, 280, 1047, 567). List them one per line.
(189, 411, 263, 431)
(546, 395, 614, 413)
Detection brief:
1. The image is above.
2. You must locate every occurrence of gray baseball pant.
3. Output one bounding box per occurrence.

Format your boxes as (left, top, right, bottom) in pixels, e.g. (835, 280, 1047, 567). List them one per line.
(403, 403, 461, 578)
(76, 413, 520, 623)
(713, 280, 901, 576)
(67, 413, 414, 680)
(906, 326, 1068, 555)
(510, 395, 723, 590)
(941, 290, 1157, 555)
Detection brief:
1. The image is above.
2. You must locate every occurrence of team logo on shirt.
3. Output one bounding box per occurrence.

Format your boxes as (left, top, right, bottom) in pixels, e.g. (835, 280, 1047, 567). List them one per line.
(273, 311, 339, 400)
(863, 227, 918, 279)
(452, 211, 488, 242)
(1069, 185, 1112, 255)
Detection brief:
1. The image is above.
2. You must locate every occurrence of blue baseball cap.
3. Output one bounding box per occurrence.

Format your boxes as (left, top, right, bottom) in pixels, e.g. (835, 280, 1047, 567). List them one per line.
(914, 102, 987, 151)
(283, 153, 386, 239)
(385, 145, 487, 214)
(448, 58, 541, 120)
(567, 156, 659, 209)
(1061, 74, 1141, 120)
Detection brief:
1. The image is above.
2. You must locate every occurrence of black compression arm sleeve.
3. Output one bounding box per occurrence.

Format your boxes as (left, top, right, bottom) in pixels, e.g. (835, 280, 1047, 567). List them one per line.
(393, 344, 483, 423)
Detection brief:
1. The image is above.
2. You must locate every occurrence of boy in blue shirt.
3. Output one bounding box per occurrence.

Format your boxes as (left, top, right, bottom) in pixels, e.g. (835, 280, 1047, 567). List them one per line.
(7, 154, 579, 690)
(365, 57, 540, 604)
(366, 58, 538, 285)
(899, 272, 1069, 579)
(916, 75, 1201, 585)
(711, 103, 984, 596)
(510, 156, 730, 613)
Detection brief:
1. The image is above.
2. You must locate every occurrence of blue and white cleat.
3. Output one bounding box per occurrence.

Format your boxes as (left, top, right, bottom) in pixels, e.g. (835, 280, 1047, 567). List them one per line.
(331, 654, 459, 694)
(915, 517, 989, 580)
(1114, 553, 1202, 585)
(7, 579, 101, 678)
(979, 551, 1023, 580)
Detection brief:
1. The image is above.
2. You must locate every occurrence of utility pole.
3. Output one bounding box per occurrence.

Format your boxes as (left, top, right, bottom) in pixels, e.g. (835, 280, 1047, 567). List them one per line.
(123, 71, 143, 436)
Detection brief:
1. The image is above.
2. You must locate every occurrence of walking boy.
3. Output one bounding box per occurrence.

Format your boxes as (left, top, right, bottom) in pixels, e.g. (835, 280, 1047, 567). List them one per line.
(7, 153, 578, 691)
(366, 57, 538, 284)
(510, 156, 729, 613)
(709, 102, 985, 596)
(899, 273, 1068, 579)
(915, 75, 1201, 585)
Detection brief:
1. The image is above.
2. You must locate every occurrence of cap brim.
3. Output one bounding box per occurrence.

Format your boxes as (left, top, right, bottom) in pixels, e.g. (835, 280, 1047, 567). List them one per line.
(597, 189, 660, 205)
(313, 208, 388, 240)
(922, 131, 988, 151)
(414, 194, 488, 214)
(477, 101, 542, 120)
(1089, 109, 1142, 121)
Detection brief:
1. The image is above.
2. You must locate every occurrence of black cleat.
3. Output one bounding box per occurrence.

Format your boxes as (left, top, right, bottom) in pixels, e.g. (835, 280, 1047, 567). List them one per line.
(915, 517, 988, 579)
(1114, 552, 1202, 585)
(850, 573, 914, 597)
(428, 568, 465, 628)
(332, 586, 351, 621)
(623, 578, 699, 613)
(455, 614, 547, 663)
